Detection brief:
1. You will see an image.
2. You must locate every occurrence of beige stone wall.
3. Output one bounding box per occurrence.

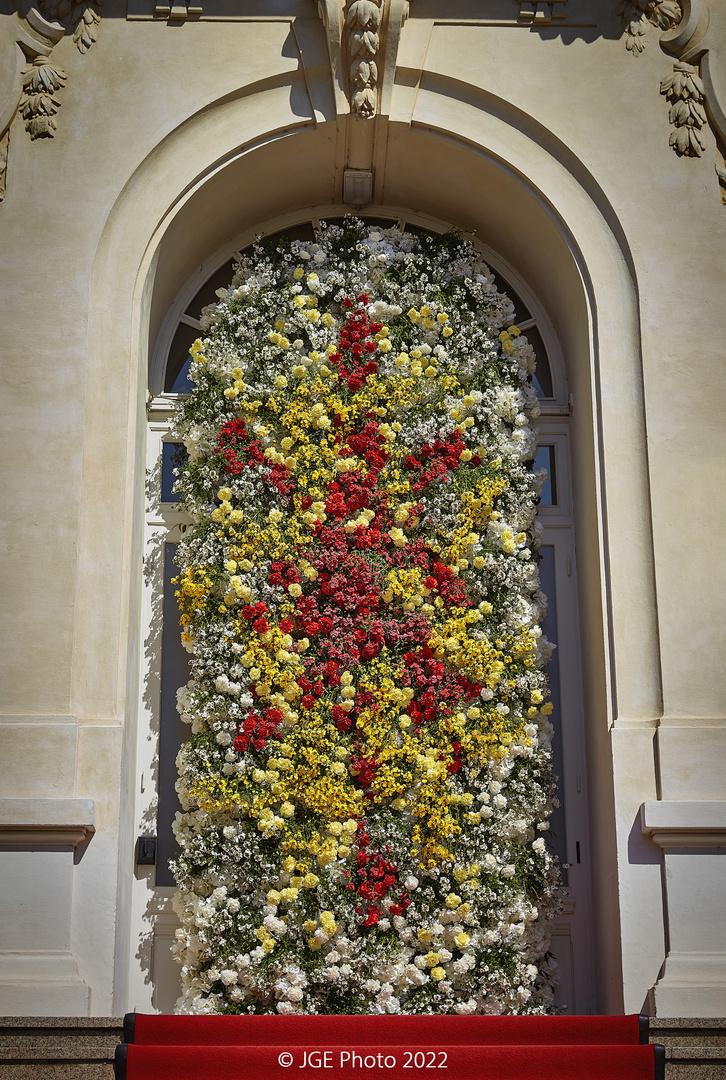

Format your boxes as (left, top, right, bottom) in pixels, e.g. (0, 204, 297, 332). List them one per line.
(0, 0, 724, 1016)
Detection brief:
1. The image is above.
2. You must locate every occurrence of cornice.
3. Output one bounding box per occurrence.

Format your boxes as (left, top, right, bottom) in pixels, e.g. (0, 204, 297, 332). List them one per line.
(0, 798, 96, 854)
(641, 801, 726, 850)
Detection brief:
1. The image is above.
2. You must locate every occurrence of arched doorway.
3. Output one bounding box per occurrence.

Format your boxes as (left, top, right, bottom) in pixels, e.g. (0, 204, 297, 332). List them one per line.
(81, 88, 659, 1012)
(131, 209, 593, 1014)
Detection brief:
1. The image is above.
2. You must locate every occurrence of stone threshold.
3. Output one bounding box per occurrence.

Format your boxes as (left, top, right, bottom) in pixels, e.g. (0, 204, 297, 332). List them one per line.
(0, 1016, 724, 1079)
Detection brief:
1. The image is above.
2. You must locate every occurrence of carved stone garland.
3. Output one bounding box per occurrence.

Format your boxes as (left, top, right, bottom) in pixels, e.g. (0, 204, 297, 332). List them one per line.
(19, 55, 68, 139)
(619, 0, 726, 191)
(660, 60, 707, 156)
(347, 0, 382, 118)
(20, 1, 101, 140)
(618, 0, 681, 54)
(0, 0, 101, 200)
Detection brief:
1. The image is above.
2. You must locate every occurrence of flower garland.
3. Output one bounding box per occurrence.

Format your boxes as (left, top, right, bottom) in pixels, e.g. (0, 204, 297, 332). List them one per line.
(170, 220, 560, 1016)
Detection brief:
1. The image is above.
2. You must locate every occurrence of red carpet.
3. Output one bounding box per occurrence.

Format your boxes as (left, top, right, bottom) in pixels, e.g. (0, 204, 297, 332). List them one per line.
(117, 1014, 663, 1080)
(125, 1011, 647, 1046)
(116, 1041, 663, 1080)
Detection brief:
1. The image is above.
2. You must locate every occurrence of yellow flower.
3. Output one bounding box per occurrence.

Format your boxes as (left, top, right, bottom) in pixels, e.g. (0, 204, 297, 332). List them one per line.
(293, 267, 304, 280)
(445, 893, 462, 908)
(431, 966, 446, 981)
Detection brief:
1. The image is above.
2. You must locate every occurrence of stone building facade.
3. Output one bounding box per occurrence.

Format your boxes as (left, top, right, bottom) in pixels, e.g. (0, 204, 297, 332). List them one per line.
(0, 0, 724, 1018)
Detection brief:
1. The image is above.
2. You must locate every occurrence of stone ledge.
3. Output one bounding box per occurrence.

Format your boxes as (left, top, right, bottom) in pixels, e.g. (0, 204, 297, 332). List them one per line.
(0, 800, 96, 851)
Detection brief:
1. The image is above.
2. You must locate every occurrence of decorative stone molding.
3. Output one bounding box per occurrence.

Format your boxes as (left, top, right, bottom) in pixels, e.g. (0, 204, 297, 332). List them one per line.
(19, 54, 67, 139)
(38, 0, 101, 53)
(660, 60, 707, 155)
(618, 0, 681, 55)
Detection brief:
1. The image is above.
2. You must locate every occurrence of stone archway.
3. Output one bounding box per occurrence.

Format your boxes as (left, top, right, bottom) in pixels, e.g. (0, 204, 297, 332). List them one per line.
(81, 75, 659, 1011)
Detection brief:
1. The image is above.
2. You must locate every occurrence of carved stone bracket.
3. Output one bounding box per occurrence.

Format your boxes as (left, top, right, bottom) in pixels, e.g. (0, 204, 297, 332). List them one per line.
(153, 1, 203, 20)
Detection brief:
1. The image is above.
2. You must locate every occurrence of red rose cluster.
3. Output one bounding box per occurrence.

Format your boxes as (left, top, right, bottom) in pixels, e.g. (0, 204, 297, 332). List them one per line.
(346, 824, 411, 927)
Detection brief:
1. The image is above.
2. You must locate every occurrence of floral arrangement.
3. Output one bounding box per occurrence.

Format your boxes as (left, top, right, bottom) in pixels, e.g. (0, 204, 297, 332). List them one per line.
(169, 219, 560, 1016)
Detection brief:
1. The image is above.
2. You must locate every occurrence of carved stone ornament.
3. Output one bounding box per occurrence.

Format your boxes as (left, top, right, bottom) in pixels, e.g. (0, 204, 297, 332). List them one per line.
(0, 0, 99, 199)
(37, 0, 101, 53)
(655, 0, 726, 188)
(347, 0, 383, 118)
(618, 0, 681, 54)
(313, 0, 411, 122)
(19, 54, 67, 138)
(660, 60, 707, 155)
